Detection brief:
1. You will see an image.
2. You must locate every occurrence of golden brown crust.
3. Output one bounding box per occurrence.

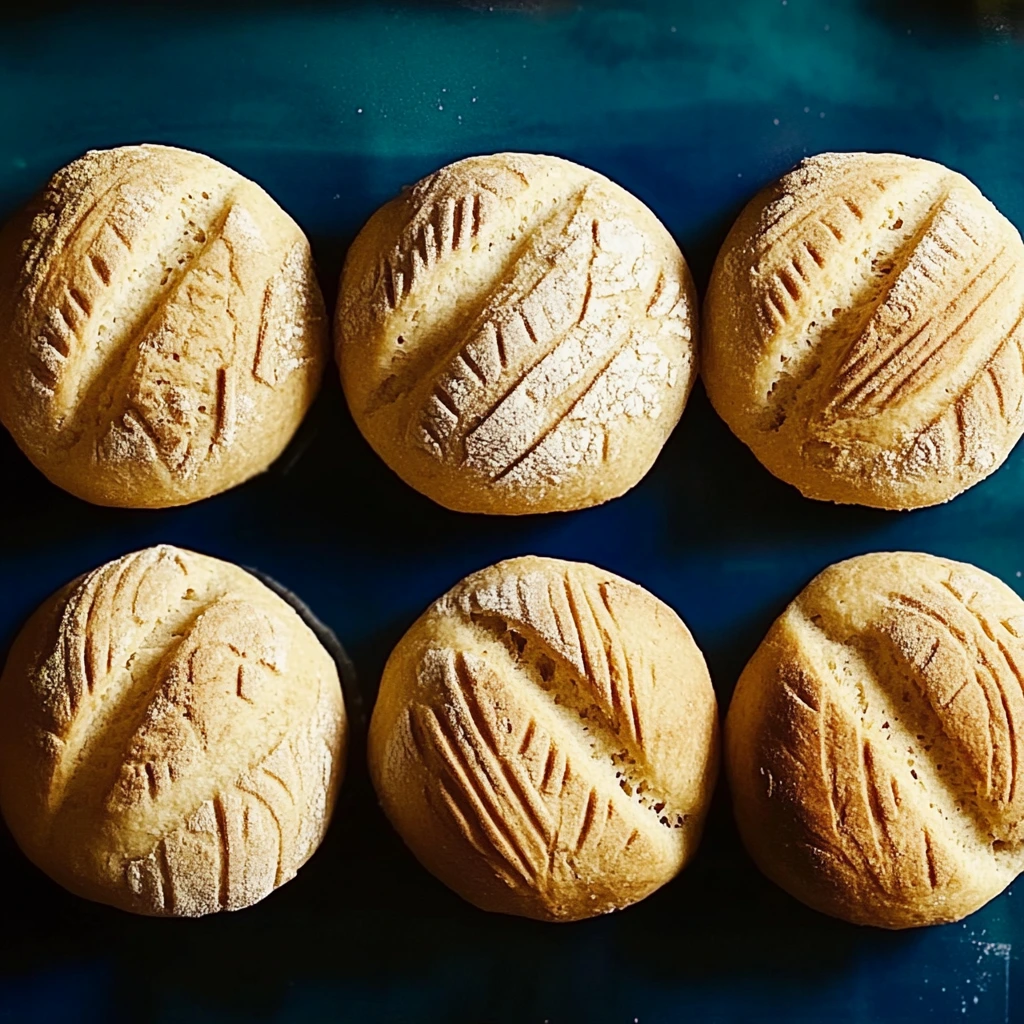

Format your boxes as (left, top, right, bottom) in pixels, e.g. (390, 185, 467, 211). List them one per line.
(337, 153, 697, 514)
(368, 555, 718, 920)
(725, 551, 1024, 928)
(704, 152, 1024, 510)
(0, 145, 328, 508)
(0, 545, 347, 916)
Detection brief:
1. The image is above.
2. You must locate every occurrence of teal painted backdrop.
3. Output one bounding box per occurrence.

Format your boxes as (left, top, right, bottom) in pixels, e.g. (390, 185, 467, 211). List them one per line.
(2, 1, 1024, 1021)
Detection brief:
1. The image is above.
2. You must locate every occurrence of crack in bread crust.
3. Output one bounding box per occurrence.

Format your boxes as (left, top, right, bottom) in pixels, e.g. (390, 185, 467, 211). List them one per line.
(753, 177, 954, 435)
(363, 185, 591, 417)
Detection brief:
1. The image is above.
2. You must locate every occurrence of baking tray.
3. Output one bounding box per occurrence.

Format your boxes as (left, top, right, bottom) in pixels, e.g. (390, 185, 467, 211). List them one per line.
(1, 2, 1023, 1021)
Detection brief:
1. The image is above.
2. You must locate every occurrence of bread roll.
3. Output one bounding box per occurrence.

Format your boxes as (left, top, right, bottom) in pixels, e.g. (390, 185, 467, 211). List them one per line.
(368, 556, 718, 920)
(0, 546, 347, 916)
(0, 144, 327, 507)
(726, 551, 1024, 928)
(704, 152, 1024, 509)
(337, 153, 697, 514)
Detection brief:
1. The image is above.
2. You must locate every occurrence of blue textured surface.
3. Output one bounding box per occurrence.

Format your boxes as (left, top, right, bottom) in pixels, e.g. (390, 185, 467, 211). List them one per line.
(2, 2, 1024, 1021)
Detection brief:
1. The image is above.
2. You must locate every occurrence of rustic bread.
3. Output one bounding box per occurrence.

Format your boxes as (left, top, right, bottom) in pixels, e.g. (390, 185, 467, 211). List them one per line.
(726, 551, 1024, 928)
(0, 144, 327, 507)
(0, 545, 347, 916)
(703, 152, 1024, 509)
(337, 153, 697, 514)
(368, 555, 718, 920)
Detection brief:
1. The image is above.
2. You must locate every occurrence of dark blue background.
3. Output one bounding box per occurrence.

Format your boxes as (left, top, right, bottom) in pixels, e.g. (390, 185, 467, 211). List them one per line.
(2, 2, 1023, 1021)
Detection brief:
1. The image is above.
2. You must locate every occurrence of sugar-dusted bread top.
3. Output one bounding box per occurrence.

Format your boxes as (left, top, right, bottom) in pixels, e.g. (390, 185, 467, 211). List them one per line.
(0, 144, 327, 507)
(726, 551, 1024, 928)
(704, 152, 1024, 509)
(369, 555, 718, 920)
(337, 153, 697, 514)
(0, 545, 347, 916)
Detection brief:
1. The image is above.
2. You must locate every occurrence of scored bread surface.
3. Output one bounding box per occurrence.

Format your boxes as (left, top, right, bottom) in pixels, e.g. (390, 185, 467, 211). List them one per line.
(704, 152, 1024, 509)
(337, 153, 697, 514)
(369, 556, 719, 921)
(0, 144, 328, 507)
(726, 551, 1024, 928)
(0, 545, 347, 917)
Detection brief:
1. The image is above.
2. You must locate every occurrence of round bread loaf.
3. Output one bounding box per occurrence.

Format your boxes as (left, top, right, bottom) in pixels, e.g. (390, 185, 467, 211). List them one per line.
(0, 545, 347, 917)
(704, 152, 1024, 509)
(368, 556, 718, 920)
(0, 144, 328, 507)
(337, 153, 697, 514)
(726, 551, 1024, 928)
